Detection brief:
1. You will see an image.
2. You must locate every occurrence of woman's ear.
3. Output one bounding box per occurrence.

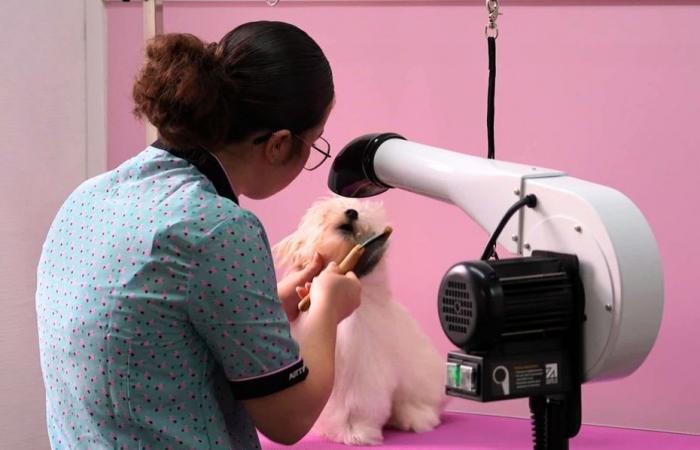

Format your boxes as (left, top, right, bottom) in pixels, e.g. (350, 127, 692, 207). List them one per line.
(263, 130, 293, 165)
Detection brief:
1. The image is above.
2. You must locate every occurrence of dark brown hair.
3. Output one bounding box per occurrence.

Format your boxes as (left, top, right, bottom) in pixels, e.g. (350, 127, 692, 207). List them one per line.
(133, 21, 334, 150)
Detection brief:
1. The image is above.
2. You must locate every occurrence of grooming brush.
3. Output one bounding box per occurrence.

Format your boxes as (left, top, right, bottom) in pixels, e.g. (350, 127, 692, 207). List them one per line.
(297, 226, 393, 311)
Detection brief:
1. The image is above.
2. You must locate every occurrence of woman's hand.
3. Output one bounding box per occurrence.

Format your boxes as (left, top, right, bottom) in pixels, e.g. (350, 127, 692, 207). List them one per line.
(308, 262, 362, 324)
(294, 261, 362, 324)
(277, 252, 325, 321)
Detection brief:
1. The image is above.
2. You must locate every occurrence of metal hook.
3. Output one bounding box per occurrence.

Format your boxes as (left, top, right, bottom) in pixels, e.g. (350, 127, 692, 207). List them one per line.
(486, 0, 500, 19)
(266, 0, 280, 5)
(485, 0, 501, 38)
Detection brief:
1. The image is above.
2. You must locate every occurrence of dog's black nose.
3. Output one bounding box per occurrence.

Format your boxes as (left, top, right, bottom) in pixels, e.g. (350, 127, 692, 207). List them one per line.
(345, 209, 359, 221)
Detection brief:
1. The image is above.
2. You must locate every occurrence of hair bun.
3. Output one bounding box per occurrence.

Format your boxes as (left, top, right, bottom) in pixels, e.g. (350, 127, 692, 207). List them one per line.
(205, 41, 219, 57)
(132, 33, 234, 149)
(132, 22, 334, 151)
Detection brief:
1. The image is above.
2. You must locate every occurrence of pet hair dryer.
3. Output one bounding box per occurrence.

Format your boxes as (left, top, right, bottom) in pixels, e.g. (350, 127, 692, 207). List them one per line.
(327, 133, 663, 450)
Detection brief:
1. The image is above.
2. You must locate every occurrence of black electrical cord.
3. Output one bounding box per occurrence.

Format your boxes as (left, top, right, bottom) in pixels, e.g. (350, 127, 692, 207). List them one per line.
(529, 397, 547, 450)
(487, 36, 496, 159)
(480, 194, 538, 261)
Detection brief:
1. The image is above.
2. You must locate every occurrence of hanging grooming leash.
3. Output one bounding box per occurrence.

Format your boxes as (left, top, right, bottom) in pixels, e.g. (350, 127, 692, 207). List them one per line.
(486, 0, 500, 160)
(485, 0, 503, 259)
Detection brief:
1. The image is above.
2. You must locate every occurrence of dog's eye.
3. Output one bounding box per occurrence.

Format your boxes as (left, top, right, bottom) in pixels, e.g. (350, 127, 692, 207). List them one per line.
(337, 223, 354, 233)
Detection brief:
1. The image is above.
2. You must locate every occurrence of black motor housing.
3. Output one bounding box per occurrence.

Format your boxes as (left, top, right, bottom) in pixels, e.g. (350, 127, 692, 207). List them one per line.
(439, 251, 584, 404)
(440, 252, 580, 352)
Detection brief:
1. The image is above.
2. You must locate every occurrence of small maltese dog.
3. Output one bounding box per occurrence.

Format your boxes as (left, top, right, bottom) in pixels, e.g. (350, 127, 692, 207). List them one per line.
(274, 197, 446, 446)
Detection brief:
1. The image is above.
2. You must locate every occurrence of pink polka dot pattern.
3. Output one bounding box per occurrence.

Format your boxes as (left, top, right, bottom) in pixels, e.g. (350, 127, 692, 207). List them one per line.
(36, 147, 301, 449)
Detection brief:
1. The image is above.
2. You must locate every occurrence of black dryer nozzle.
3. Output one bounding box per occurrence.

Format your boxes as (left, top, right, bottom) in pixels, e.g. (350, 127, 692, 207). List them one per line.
(327, 132, 406, 198)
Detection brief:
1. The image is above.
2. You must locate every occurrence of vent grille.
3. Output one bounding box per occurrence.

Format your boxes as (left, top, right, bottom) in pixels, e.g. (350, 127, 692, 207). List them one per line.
(500, 272, 574, 336)
(441, 280, 473, 337)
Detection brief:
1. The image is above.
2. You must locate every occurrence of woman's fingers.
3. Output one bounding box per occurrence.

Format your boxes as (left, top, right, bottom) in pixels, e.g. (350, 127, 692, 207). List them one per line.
(296, 285, 310, 299)
(323, 261, 340, 274)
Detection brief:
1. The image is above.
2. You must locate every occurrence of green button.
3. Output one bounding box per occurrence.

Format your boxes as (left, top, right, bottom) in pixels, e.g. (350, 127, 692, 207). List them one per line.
(446, 362, 461, 388)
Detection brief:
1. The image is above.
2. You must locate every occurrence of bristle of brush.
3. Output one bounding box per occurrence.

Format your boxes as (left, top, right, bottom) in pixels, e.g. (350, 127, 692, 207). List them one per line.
(361, 226, 394, 248)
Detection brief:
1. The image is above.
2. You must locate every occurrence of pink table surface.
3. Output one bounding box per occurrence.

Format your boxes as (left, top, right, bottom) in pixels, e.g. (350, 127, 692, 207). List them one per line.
(259, 412, 700, 450)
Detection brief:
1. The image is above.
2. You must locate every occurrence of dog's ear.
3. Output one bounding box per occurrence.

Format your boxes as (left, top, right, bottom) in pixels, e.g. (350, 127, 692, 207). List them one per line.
(272, 231, 306, 270)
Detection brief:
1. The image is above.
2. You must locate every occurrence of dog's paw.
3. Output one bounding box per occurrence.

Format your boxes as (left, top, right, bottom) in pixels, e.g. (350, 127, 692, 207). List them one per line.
(339, 422, 384, 446)
(388, 403, 441, 433)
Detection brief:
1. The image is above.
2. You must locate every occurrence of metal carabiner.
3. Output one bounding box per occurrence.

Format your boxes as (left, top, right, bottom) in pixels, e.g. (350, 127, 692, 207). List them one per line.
(485, 0, 500, 38)
(266, 0, 280, 6)
(486, 0, 500, 21)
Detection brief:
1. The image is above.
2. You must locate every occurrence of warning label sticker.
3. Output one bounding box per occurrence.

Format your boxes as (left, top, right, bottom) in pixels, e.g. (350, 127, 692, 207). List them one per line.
(485, 355, 566, 399)
(513, 364, 545, 390)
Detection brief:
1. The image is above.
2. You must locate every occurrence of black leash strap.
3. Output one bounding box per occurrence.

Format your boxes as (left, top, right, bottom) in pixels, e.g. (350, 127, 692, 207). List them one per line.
(487, 36, 496, 160)
(484, 0, 501, 258)
(485, 0, 500, 160)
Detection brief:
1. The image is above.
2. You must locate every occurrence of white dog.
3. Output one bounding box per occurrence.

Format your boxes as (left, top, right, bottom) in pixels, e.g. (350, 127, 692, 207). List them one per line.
(273, 197, 446, 446)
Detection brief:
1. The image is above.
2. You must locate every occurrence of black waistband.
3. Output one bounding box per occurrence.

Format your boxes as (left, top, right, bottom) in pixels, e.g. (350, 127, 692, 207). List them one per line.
(151, 140, 239, 205)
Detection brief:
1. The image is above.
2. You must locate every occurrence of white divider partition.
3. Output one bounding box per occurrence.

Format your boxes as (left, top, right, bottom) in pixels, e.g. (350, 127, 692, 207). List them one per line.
(0, 1, 107, 448)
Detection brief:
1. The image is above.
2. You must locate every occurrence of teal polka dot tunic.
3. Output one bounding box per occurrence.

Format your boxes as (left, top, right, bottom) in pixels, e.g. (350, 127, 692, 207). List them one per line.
(36, 143, 307, 449)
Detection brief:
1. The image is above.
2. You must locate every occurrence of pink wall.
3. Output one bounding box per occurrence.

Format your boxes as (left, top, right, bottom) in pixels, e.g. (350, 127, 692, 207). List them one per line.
(107, 2, 700, 435)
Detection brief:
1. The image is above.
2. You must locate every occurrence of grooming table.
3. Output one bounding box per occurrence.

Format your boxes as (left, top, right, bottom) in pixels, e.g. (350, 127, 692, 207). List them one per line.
(259, 412, 699, 449)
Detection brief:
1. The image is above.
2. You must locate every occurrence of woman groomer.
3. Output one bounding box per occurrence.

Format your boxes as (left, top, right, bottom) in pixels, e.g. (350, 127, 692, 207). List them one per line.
(36, 21, 361, 449)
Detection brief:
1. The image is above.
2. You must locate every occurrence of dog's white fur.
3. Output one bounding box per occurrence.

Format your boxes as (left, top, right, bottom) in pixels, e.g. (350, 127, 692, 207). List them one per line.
(274, 197, 446, 446)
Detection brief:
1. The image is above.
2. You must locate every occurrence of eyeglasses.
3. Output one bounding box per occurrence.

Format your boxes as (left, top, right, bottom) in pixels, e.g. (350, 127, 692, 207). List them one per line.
(253, 133, 332, 171)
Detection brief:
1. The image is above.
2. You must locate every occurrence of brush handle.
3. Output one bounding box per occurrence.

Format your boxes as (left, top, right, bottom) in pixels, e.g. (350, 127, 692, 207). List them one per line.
(337, 245, 366, 273)
(297, 245, 366, 312)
